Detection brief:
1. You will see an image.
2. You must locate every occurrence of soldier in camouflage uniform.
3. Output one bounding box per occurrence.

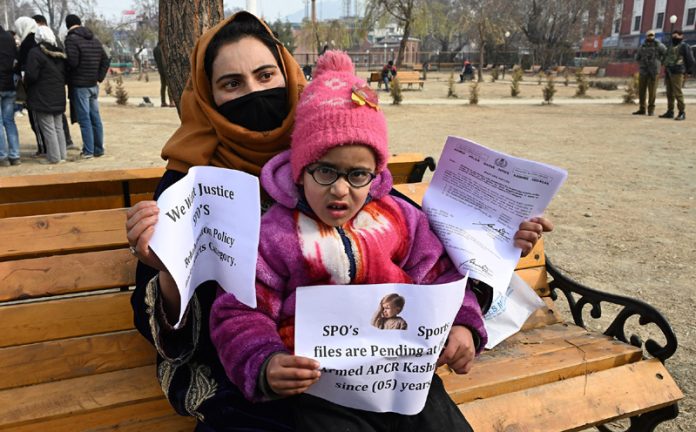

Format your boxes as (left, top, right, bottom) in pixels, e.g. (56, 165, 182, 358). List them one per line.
(660, 30, 695, 121)
(633, 30, 666, 116)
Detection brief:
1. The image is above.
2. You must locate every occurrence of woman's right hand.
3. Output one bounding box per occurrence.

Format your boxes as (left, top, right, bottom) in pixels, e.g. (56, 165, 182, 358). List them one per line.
(266, 353, 321, 397)
(125, 200, 165, 272)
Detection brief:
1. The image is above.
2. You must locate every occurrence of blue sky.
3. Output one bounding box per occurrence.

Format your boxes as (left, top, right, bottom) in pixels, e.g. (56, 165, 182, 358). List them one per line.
(95, 0, 307, 21)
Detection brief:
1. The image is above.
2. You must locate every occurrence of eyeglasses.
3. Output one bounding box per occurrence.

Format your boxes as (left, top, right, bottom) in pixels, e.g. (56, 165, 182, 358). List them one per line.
(306, 165, 376, 188)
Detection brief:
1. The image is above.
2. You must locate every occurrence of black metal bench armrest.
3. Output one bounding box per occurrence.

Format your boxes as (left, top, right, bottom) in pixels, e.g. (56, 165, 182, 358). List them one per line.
(406, 157, 436, 183)
(546, 257, 678, 363)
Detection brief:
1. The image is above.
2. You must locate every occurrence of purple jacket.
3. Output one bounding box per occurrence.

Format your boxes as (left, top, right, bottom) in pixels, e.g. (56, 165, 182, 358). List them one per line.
(210, 151, 487, 402)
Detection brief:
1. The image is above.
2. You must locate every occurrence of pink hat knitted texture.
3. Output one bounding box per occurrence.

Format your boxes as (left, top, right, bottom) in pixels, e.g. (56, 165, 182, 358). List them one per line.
(290, 50, 389, 182)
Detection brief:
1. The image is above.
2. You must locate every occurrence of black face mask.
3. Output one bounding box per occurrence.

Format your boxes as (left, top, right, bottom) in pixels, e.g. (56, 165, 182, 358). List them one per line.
(215, 87, 288, 132)
(672, 37, 682, 45)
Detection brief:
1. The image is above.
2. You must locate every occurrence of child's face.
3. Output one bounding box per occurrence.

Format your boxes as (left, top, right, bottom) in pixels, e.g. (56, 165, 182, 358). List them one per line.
(300, 145, 377, 227)
(382, 302, 399, 318)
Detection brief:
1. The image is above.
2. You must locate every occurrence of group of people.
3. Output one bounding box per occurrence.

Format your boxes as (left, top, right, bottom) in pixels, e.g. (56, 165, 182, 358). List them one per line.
(634, 29, 695, 120)
(126, 12, 552, 431)
(0, 13, 109, 167)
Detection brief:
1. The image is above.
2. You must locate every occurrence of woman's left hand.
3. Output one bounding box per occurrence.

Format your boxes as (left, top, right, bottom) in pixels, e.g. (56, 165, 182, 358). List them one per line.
(514, 216, 554, 257)
(436, 325, 476, 374)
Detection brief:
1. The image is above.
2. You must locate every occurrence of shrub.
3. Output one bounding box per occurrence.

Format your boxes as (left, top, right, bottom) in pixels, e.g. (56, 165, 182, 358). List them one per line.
(542, 75, 556, 104)
(563, 70, 570, 87)
(537, 71, 545, 85)
(390, 77, 403, 105)
(115, 76, 128, 105)
(491, 68, 499, 82)
(447, 72, 458, 98)
(622, 73, 640, 104)
(469, 80, 479, 105)
(589, 80, 618, 90)
(510, 68, 523, 97)
(574, 70, 589, 97)
(103, 78, 113, 95)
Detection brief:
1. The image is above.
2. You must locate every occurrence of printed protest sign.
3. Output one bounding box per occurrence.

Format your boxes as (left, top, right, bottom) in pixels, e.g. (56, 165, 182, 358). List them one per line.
(149, 166, 260, 327)
(295, 277, 467, 415)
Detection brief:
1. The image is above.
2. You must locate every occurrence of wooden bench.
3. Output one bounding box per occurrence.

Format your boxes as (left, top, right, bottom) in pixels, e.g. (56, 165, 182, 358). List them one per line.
(396, 70, 424, 90)
(391, 182, 683, 431)
(0, 154, 434, 218)
(0, 178, 682, 430)
(525, 65, 542, 75)
(368, 71, 383, 88)
(581, 66, 600, 76)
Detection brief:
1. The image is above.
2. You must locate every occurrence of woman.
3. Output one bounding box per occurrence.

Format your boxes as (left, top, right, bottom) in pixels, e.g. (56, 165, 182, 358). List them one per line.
(24, 25, 67, 164)
(126, 12, 305, 431)
(126, 11, 551, 431)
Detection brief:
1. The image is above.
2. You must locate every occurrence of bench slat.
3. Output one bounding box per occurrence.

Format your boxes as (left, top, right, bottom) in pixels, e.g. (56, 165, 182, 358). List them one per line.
(444, 324, 643, 404)
(2, 393, 193, 432)
(0, 365, 165, 427)
(0, 196, 127, 219)
(0, 209, 128, 260)
(0, 249, 135, 301)
(460, 358, 683, 431)
(0, 292, 133, 348)
(0, 330, 155, 390)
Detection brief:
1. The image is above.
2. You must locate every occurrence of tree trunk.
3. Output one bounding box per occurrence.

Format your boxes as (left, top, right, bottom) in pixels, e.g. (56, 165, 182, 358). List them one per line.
(396, 18, 411, 67)
(158, 0, 225, 113)
(477, 21, 485, 82)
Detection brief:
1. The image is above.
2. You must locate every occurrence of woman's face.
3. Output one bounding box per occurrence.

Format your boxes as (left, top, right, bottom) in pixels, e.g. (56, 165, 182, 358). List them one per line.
(382, 302, 398, 318)
(211, 36, 286, 106)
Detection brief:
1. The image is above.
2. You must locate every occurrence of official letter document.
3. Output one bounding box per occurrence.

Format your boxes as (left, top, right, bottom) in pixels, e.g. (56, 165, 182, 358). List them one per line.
(422, 136, 567, 305)
(149, 166, 261, 328)
(295, 277, 467, 415)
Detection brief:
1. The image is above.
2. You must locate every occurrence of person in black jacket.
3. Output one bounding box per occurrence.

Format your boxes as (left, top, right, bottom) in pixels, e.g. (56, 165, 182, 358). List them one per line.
(14, 16, 47, 157)
(64, 14, 109, 158)
(0, 25, 20, 167)
(25, 26, 67, 164)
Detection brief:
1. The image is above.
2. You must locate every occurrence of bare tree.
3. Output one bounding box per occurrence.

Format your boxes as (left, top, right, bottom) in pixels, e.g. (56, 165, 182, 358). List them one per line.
(158, 0, 224, 111)
(130, 0, 158, 81)
(30, 0, 95, 37)
(514, 0, 589, 68)
(364, 0, 427, 67)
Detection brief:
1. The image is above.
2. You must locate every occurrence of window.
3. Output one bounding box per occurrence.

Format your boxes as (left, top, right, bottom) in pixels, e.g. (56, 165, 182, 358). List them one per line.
(687, 8, 695, 26)
(656, 12, 664, 29)
(614, 19, 621, 33)
(634, 15, 641, 31)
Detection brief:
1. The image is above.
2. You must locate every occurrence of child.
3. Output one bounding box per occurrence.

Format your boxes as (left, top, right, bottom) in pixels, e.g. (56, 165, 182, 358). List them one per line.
(210, 51, 546, 431)
(372, 293, 408, 330)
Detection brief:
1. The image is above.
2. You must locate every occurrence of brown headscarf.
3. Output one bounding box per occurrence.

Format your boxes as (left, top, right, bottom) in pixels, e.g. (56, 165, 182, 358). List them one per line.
(161, 12, 306, 175)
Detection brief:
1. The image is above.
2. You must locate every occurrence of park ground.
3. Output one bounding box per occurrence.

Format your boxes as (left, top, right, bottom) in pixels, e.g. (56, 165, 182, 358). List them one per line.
(3, 72, 695, 431)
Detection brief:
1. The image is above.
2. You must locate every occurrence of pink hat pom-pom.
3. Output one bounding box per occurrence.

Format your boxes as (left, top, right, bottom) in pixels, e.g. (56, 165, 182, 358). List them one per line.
(314, 50, 354, 77)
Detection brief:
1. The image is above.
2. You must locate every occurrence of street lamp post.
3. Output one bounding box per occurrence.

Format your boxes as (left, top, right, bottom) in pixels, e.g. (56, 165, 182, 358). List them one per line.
(503, 31, 510, 79)
(383, 42, 387, 64)
(669, 14, 677, 35)
(366, 50, 370, 71)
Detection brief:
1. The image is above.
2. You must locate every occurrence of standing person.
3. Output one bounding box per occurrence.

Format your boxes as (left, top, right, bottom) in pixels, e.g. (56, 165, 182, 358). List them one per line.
(0, 24, 20, 167)
(125, 12, 307, 431)
(33, 14, 74, 148)
(15, 16, 46, 157)
(660, 29, 696, 121)
(633, 30, 666, 116)
(64, 14, 109, 158)
(209, 51, 548, 432)
(25, 26, 68, 164)
(381, 59, 396, 91)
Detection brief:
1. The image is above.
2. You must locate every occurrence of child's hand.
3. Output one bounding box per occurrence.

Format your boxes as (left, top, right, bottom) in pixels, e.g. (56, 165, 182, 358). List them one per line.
(436, 325, 476, 374)
(514, 216, 554, 257)
(266, 353, 321, 397)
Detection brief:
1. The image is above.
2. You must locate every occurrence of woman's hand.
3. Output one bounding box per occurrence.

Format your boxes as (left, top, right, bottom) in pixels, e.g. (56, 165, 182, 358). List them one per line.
(266, 353, 321, 397)
(436, 325, 476, 374)
(514, 216, 554, 257)
(125, 200, 165, 271)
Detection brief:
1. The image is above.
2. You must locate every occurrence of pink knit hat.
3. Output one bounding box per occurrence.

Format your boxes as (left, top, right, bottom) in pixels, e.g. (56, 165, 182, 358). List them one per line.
(290, 50, 388, 182)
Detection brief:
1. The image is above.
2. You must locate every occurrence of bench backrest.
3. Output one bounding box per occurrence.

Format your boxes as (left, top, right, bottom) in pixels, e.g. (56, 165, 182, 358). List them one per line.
(398, 71, 422, 81)
(581, 66, 599, 75)
(1, 155, 432, 218)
